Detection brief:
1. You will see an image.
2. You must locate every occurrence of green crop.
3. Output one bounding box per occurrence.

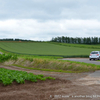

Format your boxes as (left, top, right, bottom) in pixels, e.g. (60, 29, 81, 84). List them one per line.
(0, 68, 55, 86)
(0, 54, 18, 62)
(0, 42, 99, 57)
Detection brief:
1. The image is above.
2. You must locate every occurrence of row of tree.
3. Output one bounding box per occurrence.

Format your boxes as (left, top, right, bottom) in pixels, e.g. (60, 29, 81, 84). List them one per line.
(1, 37, 100, 44)
(0, 38, 33, 42)
(51, 36, 100, 44)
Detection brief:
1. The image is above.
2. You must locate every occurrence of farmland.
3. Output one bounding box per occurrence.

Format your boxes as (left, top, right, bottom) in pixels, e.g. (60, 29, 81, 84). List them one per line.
(0, 41, 100, 73)
(0, 68, 55, 86)
(1, 65, 100, 100)
(1, 41, 100, 100)
(0, 41, 99, 57)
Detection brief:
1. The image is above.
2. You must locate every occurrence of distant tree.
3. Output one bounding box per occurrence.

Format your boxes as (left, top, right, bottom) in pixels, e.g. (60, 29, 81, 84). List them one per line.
(99, 37, 100, 44)
(50, 36, 100, 44)
(77, 38, 81, 44)
(62, 36, 65, 43)
(83, 37, 86, 44)
(67, 37, 70, 43)
(57, 37, 62, 42)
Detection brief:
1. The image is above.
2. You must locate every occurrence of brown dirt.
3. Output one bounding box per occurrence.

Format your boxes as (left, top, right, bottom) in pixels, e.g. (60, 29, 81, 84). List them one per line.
(0, 65, 100, 100)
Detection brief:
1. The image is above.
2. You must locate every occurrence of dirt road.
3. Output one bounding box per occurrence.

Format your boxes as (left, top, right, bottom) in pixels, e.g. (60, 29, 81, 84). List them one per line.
(1, 65, 100, 100)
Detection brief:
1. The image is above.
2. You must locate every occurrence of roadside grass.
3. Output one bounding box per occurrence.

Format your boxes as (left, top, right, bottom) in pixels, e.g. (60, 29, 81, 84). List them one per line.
(3, 57, 100, 73)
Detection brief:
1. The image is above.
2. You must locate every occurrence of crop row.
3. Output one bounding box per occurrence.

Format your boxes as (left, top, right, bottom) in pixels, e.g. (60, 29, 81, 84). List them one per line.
(0, 68, 55, 85)
(0, 42, 97, 56)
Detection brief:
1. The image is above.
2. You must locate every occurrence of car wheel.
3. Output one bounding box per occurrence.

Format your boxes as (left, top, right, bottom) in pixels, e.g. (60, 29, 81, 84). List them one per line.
(96, 58, 98, 60)
(89, 58, 91, 61)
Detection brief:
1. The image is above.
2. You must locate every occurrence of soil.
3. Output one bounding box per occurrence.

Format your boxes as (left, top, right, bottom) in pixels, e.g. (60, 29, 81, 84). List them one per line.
(0, 65, 100, 100)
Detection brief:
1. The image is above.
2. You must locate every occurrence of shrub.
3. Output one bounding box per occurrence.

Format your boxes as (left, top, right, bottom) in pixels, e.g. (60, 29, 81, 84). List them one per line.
(0, 54, 18, 62)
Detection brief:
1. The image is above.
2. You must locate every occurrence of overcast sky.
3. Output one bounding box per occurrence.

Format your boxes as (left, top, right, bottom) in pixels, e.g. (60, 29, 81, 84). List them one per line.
(0, 0, 100, 41)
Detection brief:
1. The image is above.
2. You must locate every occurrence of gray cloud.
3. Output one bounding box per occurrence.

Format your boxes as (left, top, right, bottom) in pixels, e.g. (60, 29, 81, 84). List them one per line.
(0, 0, 100, 20)
(0, 0, 100, 40)
(0, 19, 100, 40)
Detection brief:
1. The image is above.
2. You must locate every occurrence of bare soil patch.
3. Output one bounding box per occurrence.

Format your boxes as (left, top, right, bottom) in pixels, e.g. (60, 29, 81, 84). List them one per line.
(0, 65, 100, 100)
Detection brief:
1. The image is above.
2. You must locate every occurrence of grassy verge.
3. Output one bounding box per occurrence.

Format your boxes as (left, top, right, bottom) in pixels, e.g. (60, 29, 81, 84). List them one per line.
(0, 51, 100, 73)
(3, 57, 100, 73)
(12, 64, 77, 73)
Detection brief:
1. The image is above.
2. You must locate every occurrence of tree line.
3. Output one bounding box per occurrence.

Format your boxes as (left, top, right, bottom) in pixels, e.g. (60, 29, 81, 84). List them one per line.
(0, 38, 33, 42)
(51, 36, 100, 44)
(1, 37, 100, 44)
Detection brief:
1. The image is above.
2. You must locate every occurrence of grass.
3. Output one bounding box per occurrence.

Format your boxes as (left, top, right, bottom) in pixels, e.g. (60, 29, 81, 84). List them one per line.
(0, 41, 100, 73)
(0, 41, 99, 57)
(50, 42, 100, 49)
(3, 58, 100, 73)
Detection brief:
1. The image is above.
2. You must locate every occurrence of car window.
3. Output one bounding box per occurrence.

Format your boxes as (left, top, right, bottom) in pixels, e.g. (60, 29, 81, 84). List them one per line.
(91, 52, 98, 54)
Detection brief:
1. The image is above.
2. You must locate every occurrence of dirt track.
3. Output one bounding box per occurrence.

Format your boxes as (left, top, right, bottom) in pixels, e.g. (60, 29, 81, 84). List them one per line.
(1, 65, 100, 100)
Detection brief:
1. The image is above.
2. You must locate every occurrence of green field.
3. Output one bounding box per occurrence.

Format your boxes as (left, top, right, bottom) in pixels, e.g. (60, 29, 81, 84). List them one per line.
(0, 42, 99, 57)
(0, 41, 100, 73)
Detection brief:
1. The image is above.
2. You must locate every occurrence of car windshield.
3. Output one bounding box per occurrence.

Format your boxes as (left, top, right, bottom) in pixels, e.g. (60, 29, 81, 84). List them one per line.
(91, 52, 98, 54)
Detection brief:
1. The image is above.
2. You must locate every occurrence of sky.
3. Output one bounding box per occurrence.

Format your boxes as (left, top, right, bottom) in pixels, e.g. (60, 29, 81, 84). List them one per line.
(0, 0, 100, 41)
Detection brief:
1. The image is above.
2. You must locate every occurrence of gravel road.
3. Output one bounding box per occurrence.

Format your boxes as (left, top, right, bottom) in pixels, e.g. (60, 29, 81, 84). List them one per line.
(62, 58, 100, 65)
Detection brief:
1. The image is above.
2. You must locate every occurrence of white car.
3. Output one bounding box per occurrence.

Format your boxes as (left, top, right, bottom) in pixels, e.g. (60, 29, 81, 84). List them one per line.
(89, 51, 100, 60)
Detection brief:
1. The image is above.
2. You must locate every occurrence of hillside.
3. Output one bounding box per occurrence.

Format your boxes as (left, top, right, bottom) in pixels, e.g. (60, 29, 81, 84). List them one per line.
(0, 42, 99, 57)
